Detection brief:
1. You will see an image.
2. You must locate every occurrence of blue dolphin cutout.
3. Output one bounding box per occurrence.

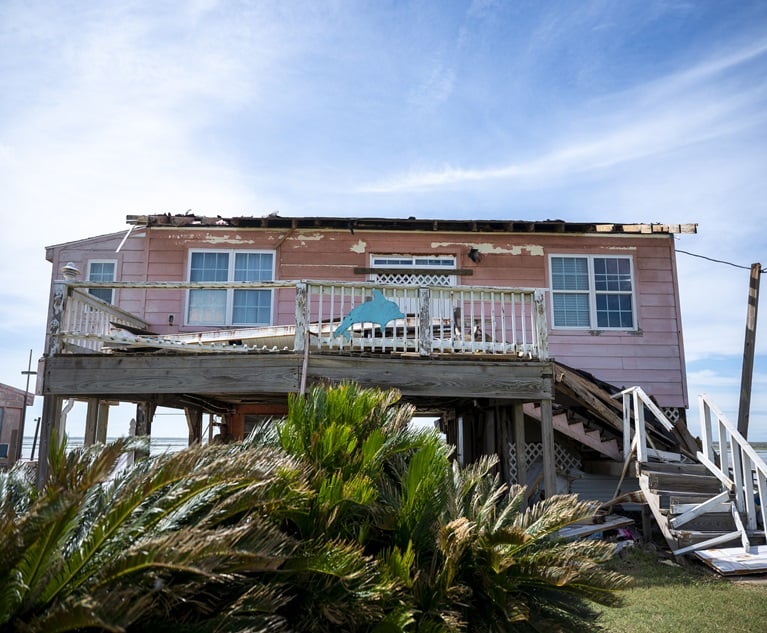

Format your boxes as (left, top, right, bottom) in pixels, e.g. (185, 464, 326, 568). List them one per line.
(333, 289, 406, 340)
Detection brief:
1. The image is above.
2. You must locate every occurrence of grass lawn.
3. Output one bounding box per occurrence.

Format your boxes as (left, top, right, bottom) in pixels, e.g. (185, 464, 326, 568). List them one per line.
(596, 546, 767, 633)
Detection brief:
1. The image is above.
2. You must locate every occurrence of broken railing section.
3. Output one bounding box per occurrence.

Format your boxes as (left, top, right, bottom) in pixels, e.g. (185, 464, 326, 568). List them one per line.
(698, 394, 767, 550)
(47, 283, 151, 354)
(295, 281, 548, 358)
(618, 385, 767, 557)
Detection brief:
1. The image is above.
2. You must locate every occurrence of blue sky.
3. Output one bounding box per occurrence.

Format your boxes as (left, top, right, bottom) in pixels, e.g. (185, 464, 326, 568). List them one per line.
(0, 0, 765, 439)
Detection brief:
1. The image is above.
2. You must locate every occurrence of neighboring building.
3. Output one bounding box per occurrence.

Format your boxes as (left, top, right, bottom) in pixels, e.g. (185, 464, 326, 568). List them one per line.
(37, 215, 698, 496)
(0, 382, 34, 469)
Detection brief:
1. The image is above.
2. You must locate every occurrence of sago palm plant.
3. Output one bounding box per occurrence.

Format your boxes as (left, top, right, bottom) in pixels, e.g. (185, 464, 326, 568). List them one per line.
(387, 451, 628, 632)
(0, 432, 306, 633)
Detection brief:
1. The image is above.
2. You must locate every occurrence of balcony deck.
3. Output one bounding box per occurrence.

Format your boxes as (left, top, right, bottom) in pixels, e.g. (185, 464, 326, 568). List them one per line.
(42, 279, 552, 408)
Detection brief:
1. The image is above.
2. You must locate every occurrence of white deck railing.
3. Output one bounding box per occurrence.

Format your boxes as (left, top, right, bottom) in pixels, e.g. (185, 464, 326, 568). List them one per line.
(49, 280, 548, 360)
(616, 385, 675, 463)
(698, 394, 767, 544)
(296, 281, 548, 358)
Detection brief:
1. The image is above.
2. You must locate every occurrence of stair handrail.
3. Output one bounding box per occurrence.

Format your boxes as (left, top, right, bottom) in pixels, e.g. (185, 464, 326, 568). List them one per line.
(614, 386, 674, 463)
(699, 393, 767, 542)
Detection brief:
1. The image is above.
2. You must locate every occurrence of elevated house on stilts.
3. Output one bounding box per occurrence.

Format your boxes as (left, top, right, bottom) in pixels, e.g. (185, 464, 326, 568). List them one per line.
(35, 215, 767, 572)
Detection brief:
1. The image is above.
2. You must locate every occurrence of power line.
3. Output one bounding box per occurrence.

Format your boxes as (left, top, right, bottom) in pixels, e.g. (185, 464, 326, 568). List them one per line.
(676, 249, 766, 273)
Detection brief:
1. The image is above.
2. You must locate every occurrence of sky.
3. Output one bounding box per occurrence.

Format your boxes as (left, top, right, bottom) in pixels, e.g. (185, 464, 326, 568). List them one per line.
(0, 0, 765, 441)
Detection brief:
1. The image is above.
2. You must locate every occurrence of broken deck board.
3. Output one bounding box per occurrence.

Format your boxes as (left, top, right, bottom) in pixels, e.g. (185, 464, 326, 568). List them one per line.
(696, 545, 767, 575)
(555, 514, 634, 540)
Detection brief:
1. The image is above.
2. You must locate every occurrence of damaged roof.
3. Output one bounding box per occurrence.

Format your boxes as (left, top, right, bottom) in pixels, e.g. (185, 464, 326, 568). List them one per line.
(126, 213, 697, 235)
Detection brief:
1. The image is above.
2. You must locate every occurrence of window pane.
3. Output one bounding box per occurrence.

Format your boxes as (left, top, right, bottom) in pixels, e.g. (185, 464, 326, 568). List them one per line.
(234, 253, 273, 282)
(88, 262, 115, 303)
(551, 257, 589, 291)
(188, 289, 227, 324)
(594, 257, 632, 292)
(373, 257, 413, 266)
(190, 252, 228, 282)
(553, 293, 590, 327)
(596, 293, 633, 328)
(89, 262, 115, 281)
(233, 289, 271, 324)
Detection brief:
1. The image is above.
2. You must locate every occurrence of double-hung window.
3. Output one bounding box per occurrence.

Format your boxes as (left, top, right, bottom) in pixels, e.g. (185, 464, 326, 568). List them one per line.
(187, 250, 274, 326)
(88, 260, 116, 303)
(550, 255, 635, 329)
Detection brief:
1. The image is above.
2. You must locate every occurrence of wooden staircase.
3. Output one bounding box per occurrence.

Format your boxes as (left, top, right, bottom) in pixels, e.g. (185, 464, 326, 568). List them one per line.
(523, 402, 620, 460)
(621, 389, 767, 573)
(637, 460, 748, 555)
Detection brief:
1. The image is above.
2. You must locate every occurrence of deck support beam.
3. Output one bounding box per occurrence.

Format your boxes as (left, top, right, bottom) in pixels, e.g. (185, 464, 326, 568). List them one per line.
(540, 398, 556, 497)
(84, 399, 99, 445)
(512, 401, 526, 486)
(132, 402, 156, 460)
(185, 406, 203, 445)
(37, 395, 62, 487)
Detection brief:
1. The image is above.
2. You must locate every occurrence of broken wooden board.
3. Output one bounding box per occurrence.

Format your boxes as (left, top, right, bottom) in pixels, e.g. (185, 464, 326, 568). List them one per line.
(696, 545, 767, 575)
(555, 514, 634, 540)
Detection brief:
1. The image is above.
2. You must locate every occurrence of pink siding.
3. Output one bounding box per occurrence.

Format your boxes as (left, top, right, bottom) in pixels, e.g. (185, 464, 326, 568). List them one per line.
(47, 226, 689, 408)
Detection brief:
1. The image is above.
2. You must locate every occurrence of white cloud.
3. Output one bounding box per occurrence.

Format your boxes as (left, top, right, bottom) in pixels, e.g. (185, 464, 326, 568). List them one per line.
(358, 37, 767, 193)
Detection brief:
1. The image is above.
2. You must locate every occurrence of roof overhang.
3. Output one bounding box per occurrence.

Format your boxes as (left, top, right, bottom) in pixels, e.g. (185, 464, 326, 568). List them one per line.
(126, 214, 697, 236)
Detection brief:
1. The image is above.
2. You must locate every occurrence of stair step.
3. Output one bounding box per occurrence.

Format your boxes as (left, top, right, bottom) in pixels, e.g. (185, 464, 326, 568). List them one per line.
(644, 471, 723, 495)
(639, 461, 712, 476)
(671, 513, 737, 533)
(670, 499, 732, 514)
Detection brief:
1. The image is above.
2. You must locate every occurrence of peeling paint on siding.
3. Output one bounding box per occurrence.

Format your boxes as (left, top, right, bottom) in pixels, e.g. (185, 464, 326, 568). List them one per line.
(350, 240, 367, 253)
(199, 233, 257, 245)
(164, 232, 257, 245)
(605, 246, 638, 251)
(430, 241, 544, 256)
(293, 233, 325, 247)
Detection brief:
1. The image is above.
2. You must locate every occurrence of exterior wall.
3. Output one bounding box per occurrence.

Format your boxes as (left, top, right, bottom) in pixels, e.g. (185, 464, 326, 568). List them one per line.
(0, 383, 34, 467)
(46, 225, 689, 408)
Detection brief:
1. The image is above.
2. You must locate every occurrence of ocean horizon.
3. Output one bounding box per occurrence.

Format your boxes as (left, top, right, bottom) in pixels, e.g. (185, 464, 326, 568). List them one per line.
(20, 435, 191, 460)
(20, 437, 767, 463)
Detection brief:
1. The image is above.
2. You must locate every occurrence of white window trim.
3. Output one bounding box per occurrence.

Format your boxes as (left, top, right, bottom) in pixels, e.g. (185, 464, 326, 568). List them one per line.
(87, 259, 117, 304)
(548, 254, 637, 331)
(185, 249, 276, 326)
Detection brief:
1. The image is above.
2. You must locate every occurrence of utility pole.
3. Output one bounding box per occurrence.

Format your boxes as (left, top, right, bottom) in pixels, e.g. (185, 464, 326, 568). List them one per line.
(17, 349, 36, 461)
(737, 263, 761, 438)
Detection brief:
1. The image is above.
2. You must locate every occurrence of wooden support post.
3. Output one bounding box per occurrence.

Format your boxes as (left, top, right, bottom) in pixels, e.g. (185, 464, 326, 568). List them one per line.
(96, 403, 110, 444)
(484, 407, 496, 456)
(540, 398, 556, 497)
(84, 399, 99, 446)
(134, 402, 156, 460)
(513, 401, 526, 486)
(418, 287, 432, 356)
(185, 407, 203, 446)
(737, 263, 761, 438)
(497, 405, 511, 484)
(37, 395, 62, 488)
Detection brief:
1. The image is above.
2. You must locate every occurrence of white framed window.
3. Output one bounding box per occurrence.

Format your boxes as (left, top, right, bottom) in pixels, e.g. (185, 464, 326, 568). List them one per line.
(87, 260, 116, 304)
(370, 254, 457, 286)
(549, 255, 636, 329)
(187, 250, 275, 326)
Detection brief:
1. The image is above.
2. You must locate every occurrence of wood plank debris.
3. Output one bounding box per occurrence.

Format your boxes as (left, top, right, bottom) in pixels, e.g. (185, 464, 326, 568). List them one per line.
(695, 545, 767, 575)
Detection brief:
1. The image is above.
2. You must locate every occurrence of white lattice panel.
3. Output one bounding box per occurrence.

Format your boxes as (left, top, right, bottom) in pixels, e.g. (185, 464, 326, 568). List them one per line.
(373, 273, 453, 286)
(506, 442, 580, 484)
(661, 407, 682, 425)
